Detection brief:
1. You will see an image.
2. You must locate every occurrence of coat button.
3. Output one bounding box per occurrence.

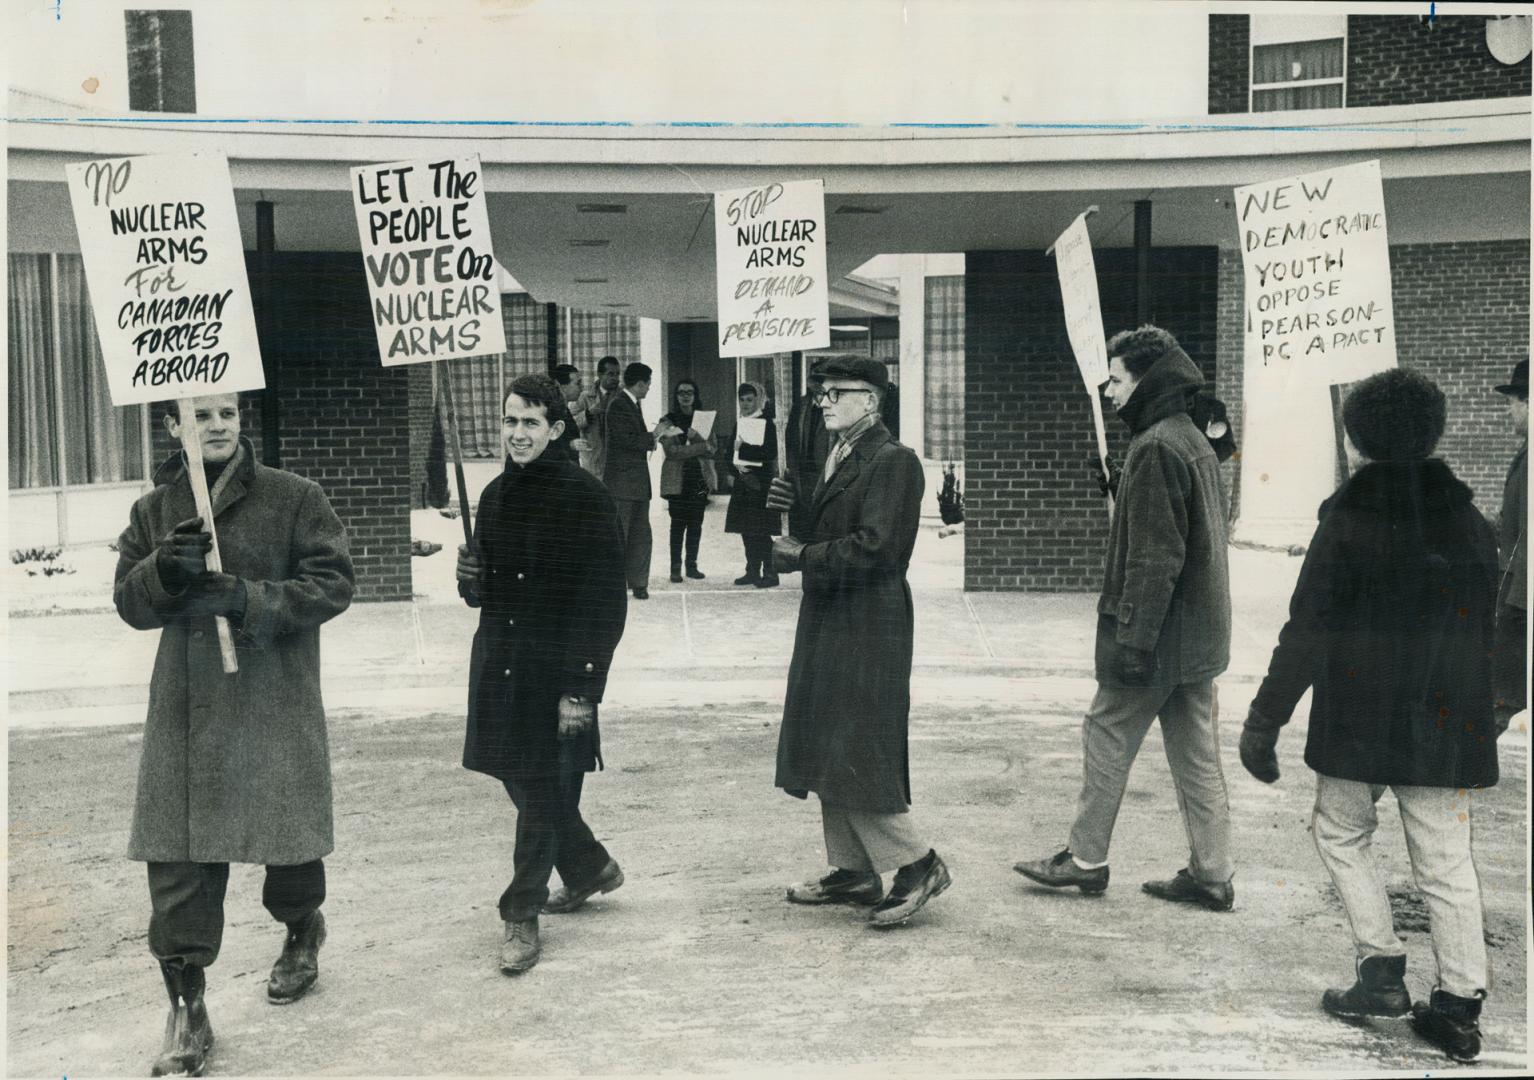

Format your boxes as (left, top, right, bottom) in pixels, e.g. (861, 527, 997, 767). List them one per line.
(507, 618, 515, 626)
(192, 630, 204, 640)
(517, 573, 525, 580)
(585, 662, 594, 673)
(503, 668, 511, 677)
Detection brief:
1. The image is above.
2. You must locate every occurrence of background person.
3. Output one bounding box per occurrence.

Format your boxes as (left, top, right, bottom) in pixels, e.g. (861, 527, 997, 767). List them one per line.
(1492, 359, 1527, 729)
(574, 355, 622, 478)
(659, 379, 716, 583)
(726, 381, 781, 588)
(602, 361, 676, 600)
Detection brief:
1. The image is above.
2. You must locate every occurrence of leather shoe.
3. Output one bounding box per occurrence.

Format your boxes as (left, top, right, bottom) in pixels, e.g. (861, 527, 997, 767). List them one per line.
(669, 571, 683, 583)
(1410, 989, 1483, 1063)
(632, 587, 649, 600)
(869, 851, 952, 926)
(500, 918, 541, 974)
(733, 573, 759, 586)
(267, 910, 326, 1003)
(1013, 849, 1109, 895)
(1322, 954, 1411, 1019)
(786, 868, 883, 906)
(685, 567, 706, 579)
(1141, 868, 1234, 912)
(755, 574, 780, 589)
(544, 859, 624, 914)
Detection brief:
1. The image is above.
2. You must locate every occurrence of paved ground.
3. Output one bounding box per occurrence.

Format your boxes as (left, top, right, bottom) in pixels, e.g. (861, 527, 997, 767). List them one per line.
(5, 503, 1530, 1075)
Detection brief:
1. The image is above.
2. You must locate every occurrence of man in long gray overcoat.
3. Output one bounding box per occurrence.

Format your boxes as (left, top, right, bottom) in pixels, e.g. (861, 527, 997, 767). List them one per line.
(113, 392, 354, 1077)
(1015, 325, 1234, 911)
(768, 355, 953, 928)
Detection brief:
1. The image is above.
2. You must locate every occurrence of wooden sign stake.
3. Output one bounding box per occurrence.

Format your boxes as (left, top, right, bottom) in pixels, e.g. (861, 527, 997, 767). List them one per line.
(436, 366, 475, 547)
(1090, 393, 1116, 521)
(176, 397, 239, 674)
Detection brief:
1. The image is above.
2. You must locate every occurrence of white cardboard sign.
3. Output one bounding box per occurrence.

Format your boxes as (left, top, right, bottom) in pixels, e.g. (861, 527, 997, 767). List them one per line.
(351, 154, 508, 365)
(64, 152, 265, 406)
(1236, 159, 1397, 386)
(714, 179, 830, 358)
(1052, 212, 1109, 390)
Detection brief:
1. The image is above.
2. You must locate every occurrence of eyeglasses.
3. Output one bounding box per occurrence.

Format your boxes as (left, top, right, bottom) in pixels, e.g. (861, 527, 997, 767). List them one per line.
(812, 386, 873, 405)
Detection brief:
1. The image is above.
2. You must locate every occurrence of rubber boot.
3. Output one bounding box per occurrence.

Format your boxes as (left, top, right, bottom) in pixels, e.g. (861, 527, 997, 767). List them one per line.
(150, 963, 213, 1077)
(1410, 988, 1483, 1063)
(1321, 954, 1411, 1019)
(267, 909, 326, 1004)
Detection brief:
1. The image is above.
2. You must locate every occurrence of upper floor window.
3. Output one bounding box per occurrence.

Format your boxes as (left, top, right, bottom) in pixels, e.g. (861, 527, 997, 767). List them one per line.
(1251, 14, 1346, 112)
(125, 10, 196, 113)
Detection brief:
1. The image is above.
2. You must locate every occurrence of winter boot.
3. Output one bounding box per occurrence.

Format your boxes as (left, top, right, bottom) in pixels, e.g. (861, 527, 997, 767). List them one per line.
(500, 917, 541, 975)
(1321, 954, 1411, 1019)
(151, 963, 214, 1077)
(1409, 988, 1483, 1063)
(267, 909, 326, 1004)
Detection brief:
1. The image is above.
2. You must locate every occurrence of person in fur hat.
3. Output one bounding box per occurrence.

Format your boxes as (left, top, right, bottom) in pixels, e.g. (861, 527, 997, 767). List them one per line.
(1240, 367, 1501, 1064)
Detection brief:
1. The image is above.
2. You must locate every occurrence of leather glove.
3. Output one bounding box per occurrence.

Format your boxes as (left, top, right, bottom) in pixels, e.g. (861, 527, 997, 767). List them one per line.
(558, 695, 596, 739)
(765, 476, 796, 513)
(1239, 722, 1281, 784)
(178, 573, 247, 620)
(456, 544, 484, 588)
(1090, 453, 1122, 499)
(155, 516, 211, 593)
(1117, 644, 1155, 686)
(772, 536, 806, 574)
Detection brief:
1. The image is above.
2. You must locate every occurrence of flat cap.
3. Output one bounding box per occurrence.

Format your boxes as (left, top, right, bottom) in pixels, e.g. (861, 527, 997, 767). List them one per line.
(807, 354, 889, 390)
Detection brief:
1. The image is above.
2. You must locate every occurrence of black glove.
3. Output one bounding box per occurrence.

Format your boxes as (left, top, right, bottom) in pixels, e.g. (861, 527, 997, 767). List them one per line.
(772, 536, 806, 574)
(1239, 722, 1281, 784)
(765, 476, 796, 513)
(1117, 644, 1155, 686)
(456, 544, 484, 588)
(1089, 454, 1122, 498)
(155, 516, 211, 593)
(178, 573, 247, 620)
(558, 696, 596, 739)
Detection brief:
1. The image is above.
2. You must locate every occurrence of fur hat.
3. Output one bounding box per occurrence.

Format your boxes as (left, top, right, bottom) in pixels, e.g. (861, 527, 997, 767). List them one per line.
(1342, 367, 1446, 462)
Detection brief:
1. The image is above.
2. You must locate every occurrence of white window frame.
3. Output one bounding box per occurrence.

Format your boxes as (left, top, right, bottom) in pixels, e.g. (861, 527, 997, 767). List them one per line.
(1248, 15, 1348, 113)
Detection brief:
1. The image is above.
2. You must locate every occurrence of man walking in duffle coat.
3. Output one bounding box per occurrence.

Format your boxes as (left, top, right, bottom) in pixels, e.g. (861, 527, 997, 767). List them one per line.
(113, 392, 354, 1077)
(1014, 325, 1235, 911)
(456, 373, 630, 975)
(767, 355, 953, 928)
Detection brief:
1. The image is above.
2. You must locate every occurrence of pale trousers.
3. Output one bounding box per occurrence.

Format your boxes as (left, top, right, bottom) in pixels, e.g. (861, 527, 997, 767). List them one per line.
(820, 799, 929, 874)
(1066, 680, 1233, 882)
(1311, 774, 1490, 998)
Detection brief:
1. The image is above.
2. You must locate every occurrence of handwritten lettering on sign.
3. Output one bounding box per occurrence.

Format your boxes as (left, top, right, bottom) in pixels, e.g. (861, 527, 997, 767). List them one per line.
(351, 155, 507, 365)
(1236, 160, 1397, 386)
(714, 179, 831, 358)
(65, 152, 265, 406)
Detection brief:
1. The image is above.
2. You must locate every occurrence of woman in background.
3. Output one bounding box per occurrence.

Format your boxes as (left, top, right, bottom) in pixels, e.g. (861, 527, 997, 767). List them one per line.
(659, 380, 716, 583)
(725, 381, 781, 588)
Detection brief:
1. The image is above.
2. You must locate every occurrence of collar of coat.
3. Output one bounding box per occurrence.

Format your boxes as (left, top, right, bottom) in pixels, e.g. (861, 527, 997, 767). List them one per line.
(1115, 346, 1204, 435)
(152, 436, 257, 516)
(1321, 458, 1474, 520)
(812, 421, 893, 512)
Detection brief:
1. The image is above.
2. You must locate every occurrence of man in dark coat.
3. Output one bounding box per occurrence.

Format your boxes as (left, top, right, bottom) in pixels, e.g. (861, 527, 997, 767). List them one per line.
(1239, 368, 1500, 1064)
(113, 393, 354, 1077)
(782, 364, 832, 540)
(1492, 359, 1527, 729)
(1015, 326, 1234, 911)
(457, 373, 630, 975)
(768, 356, 953, 928)
(602, 361, 672, 599)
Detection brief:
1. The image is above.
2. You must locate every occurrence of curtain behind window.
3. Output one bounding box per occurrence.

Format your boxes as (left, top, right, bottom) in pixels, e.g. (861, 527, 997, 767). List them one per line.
(57, 254, 145, 483)
(569, 310, 640, 370)
(924, 275, 965, 463)
(447, 293, 550, 457)
(7, 254, 59, 488)
(1252, 38, 1344, 84)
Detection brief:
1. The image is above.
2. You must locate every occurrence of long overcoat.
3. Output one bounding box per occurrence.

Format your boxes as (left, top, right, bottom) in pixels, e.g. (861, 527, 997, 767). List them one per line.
(462, 451, 629, 780)
(775, 424, 924, 813)
(113, 439, 355, 865)
(1250, 460, 1500, 788)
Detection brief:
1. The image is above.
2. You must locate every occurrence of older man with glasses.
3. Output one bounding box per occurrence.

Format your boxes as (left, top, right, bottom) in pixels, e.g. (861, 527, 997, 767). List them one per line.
(767, 355, 952, 928)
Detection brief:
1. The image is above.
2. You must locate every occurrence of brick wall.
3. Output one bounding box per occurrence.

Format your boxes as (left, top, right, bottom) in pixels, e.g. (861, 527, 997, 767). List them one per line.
(1347, 15, 1532, 108)
(963, 247, 1219, 592)
(407, 364, 435, 509)
(152, 253, 413, 602)
(1388, 240, 1530, 510)
(1208, 15, 1251, 114)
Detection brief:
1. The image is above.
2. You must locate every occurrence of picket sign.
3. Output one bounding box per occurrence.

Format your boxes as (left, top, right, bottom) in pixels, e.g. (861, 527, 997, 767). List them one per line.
(774, 353, 794, 480)
(437, 373, 474, 547)
(1049, 207, 1114, 521)
(176, 399, 240, 673)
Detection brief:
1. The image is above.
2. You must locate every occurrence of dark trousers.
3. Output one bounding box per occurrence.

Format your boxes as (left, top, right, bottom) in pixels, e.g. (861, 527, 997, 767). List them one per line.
(669, 518, 702, 570)
(1495, 602, 1527, 719)
(612, 497, 652, 590)
(742, 534, 774, 579)
(147, 860, 325, 969)
(499, 771, 612, 921)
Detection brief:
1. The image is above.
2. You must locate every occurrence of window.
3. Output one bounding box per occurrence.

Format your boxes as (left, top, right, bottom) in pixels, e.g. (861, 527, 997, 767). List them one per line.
(125, 10, 196, 113)
(1250, 15, 1346, 113)
(7, 254, 148, 490)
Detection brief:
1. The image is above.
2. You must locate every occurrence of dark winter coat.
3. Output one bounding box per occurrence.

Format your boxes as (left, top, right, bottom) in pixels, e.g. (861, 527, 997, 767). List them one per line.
(113, 439, 355, 865)
(1249, 459, 1500, 789)
(1095, 348, 1231, 687)
(1498, 438, 1526, 613)
(601, 390, 655, 501)
(725, 417, 782, 537)
(461, 451, 629, 780)
(776, 424, 924, 813)
(783, 394, 830, 539)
